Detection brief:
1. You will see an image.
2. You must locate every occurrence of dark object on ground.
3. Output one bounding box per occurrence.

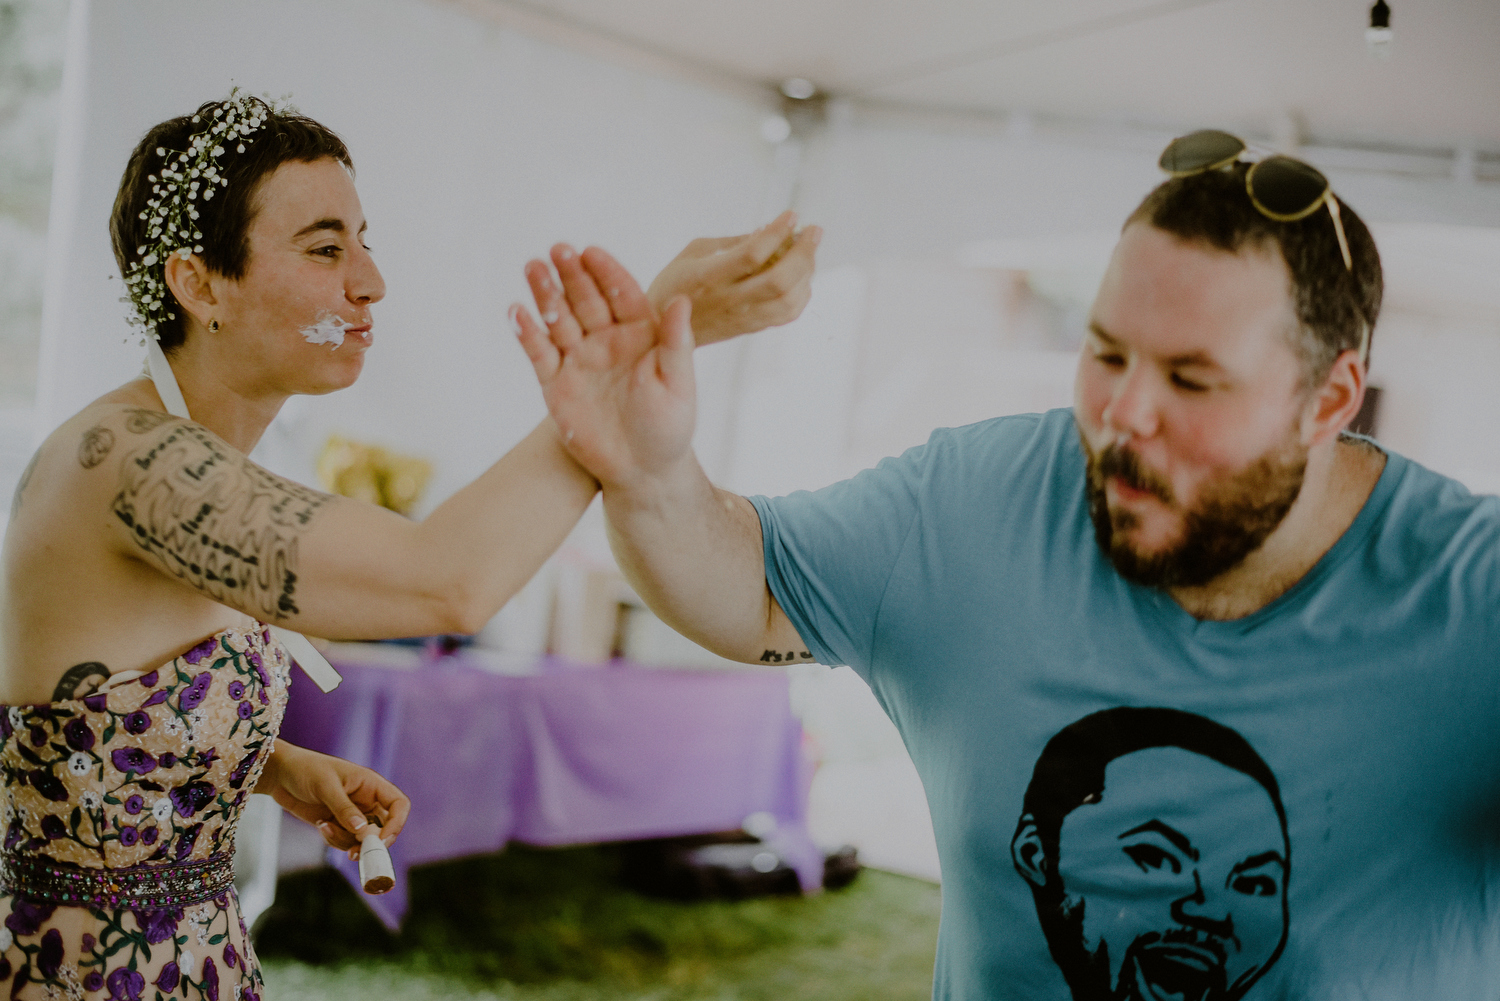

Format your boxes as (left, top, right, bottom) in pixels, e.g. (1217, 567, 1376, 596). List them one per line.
(619, 833, 862, 900)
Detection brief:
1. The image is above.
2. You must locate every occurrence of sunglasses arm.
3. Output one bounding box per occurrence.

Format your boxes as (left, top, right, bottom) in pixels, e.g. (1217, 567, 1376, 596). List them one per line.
(1326, 194, 1353, 272)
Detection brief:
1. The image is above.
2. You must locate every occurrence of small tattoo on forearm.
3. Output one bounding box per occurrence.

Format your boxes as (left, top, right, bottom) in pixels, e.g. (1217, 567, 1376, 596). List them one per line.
(124, 408, 174, 433)
(112, 421, 329, 621)
(53, 662, 111, 701)
(760, 649, 815, 663)
(78, 426, 116, 469)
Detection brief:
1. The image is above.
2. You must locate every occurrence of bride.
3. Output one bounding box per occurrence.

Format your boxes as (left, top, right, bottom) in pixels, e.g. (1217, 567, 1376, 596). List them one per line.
(0, 92, 816, 999)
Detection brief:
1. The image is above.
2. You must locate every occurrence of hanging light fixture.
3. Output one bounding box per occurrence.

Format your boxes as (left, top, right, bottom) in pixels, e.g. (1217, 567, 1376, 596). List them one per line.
(1366, 0, 1393, 58)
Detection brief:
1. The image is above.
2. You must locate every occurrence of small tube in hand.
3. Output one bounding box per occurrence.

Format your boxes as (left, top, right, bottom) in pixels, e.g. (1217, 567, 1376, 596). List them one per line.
(358, 828, 395, 894)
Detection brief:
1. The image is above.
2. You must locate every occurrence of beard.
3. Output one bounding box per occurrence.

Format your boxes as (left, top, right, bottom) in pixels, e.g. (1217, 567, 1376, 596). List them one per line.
(1081, 431, 1307, 590)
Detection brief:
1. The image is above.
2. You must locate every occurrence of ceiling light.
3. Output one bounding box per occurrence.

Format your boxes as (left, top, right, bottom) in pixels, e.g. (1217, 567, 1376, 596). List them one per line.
(780, 78, 817, 101)
(1366, 0, 1393, 58)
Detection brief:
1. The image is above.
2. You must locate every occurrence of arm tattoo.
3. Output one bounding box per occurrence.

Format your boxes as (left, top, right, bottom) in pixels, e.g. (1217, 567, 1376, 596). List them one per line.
(760, 649, 815, 663)
(110, 421, 330, 622)
(52, 662, 111, 701)
(9, 448, 39, 519)
(78, 426, 116, 469)
(124, 408, 173, 433)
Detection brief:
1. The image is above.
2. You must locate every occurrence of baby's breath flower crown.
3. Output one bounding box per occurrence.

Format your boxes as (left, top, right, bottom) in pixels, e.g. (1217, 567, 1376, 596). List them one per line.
(121, 89, 280, 342)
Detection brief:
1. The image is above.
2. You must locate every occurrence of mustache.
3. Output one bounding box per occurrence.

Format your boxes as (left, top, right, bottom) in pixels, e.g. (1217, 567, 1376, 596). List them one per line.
(1093, 443, 1175, 506)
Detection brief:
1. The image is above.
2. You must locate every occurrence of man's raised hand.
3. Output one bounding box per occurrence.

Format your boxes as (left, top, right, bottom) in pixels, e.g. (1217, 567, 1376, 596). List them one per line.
(514, 244, 697, 491)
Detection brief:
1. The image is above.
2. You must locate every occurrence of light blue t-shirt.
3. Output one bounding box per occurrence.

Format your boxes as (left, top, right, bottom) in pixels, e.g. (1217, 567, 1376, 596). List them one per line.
(750, 408, 1500, 1001)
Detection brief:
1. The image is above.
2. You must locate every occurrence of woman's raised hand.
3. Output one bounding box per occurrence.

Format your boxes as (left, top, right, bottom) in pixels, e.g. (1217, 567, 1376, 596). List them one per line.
(646, 211, 821, 346)
(515, 245, 698, 491)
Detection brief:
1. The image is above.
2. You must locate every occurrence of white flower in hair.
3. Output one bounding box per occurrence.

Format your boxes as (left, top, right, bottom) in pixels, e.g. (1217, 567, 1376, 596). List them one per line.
(119, 87, 291, 344)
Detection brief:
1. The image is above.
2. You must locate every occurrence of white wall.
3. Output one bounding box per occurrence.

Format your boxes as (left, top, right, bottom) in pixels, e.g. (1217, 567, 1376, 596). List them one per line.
(37, 0, 776, 510)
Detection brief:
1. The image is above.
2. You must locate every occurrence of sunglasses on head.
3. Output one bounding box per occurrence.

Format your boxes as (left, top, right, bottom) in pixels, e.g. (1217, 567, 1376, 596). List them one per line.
(1159, 129, 1352, 273)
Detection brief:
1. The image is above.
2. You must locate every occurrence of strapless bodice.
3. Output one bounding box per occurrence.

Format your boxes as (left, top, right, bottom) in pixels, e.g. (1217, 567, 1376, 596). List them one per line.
(0, 624, 289, 870)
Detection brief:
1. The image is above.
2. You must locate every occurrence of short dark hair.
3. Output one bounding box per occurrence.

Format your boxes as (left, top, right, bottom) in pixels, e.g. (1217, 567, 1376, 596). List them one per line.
(1127, 164, 1383, 386)
(110, 96, 353, 351)
(1020, 706, 1287, 879)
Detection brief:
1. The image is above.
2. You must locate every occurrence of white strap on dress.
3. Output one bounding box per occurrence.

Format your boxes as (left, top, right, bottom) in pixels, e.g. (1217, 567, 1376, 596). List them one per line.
(145, 337, 343, 692)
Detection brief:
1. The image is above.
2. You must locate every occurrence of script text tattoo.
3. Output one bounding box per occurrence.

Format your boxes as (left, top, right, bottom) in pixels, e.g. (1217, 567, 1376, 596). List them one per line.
(111, 423, 328, 621)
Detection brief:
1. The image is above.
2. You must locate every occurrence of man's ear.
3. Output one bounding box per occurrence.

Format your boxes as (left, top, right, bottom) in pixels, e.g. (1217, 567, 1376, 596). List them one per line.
(161, 252, 218, 331)
(1012, 814, 1050, 888)
(1301, 347, 1367, 447)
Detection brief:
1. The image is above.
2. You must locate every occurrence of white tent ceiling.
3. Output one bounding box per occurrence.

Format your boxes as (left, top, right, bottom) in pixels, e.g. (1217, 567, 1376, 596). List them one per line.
(461, 0, 1500, 153)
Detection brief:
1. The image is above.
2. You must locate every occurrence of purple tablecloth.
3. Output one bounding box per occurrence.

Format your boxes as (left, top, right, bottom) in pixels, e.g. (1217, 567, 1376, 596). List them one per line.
(279, 653, 818, 928)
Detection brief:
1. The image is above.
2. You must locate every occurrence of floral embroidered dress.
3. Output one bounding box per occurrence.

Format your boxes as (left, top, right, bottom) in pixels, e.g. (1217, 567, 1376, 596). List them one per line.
(0, 624, 288, 1000)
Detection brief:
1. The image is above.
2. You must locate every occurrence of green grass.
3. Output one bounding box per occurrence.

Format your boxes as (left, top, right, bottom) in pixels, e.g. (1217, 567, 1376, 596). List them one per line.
(256, 845, 941, 1000)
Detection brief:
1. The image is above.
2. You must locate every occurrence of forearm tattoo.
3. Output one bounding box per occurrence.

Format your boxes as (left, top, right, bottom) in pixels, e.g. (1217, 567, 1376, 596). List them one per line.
(52, 662, 111, 701)
(77, 425, 115, 469)
(111, 417, 330, 622)
(761, 649, 815, 663)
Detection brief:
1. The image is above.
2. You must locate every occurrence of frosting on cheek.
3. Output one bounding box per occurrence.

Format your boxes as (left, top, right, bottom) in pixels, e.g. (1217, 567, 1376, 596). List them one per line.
(299, 312, 353, 348)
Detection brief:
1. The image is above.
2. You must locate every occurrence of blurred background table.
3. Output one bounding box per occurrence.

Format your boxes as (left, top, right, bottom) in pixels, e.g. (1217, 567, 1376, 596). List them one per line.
(278, 645, 820, 928)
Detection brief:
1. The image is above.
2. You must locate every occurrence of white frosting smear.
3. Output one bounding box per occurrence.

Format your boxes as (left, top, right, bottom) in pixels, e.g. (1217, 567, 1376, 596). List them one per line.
(300, 312, 355, 348)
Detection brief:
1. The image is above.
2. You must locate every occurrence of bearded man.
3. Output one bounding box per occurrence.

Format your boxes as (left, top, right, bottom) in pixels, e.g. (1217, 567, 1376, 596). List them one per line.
(514, 132, 1500, 998)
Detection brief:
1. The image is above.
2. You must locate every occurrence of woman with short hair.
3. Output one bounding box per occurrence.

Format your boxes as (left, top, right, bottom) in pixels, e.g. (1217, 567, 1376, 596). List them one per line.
(0, 92, 816, 999)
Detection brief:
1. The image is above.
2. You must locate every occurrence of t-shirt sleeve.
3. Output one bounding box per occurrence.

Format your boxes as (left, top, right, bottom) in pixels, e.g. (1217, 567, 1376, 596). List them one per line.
(748, 444, 929, 672)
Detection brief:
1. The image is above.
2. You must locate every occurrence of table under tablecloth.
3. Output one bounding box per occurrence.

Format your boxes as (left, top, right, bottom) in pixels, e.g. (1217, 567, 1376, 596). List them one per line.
(278, 652, 819, 928)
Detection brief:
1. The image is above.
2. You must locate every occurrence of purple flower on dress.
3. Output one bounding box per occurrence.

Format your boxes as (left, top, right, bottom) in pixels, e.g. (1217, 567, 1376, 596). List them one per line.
(3, 819, 22, 851)
(141, 826, 159, 845)
(83, 971, 104, 991)
(197, 748, 218, 767)
(222, 941, 238, 968)
(118, 825, 138, 847)
(139, 670, 158, 687)
(159, 752, 177, 768)
(202, 956, 220, 1001)
(37, 928, 63, 978)
(227, 748, 259, 789)
(5, 896, 57, 935)
(169, 781, 216, 818)
(180, 672, 213, 710)
(30, 769, 69, 801)
(122, 711, 152, 735)
(110, 747, 157, 775)
(131, 907, 182, 945)
(237, 701, 253, 720)
(153, 962, 179, 992)
(227, 681, 245, 700)
(174, 823, 203, 861)
(124, 795, 144, 815)
(63, 717, 95, 751)
(40, 814, 66, 840)
(83, 694, 108, 713)
(28, 725, 45, 747)
(82, 933, 96, 952)
(0, 707, 11, 739)
(142, 689, 170, 708)
(105, 966, 145, 1001)
(247, 649, 270, 688)
(259, 688, 269, 705)
(183, 637, 218, 665)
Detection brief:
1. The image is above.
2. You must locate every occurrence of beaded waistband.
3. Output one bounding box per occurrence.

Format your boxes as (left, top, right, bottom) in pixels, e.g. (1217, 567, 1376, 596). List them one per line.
(0, 848, 236, 909)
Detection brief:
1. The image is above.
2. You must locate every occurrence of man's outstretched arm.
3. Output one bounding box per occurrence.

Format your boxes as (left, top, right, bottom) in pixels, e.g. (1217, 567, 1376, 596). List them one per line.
(514, 239, 818, 664)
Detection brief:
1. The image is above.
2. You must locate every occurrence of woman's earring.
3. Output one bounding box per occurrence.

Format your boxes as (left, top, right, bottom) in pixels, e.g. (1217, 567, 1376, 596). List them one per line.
(208, 318, 220, 333)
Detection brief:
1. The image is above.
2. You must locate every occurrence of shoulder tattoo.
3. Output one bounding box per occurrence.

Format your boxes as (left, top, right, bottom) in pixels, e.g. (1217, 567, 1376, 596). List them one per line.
(78, 425, 116, 469)
(110, 422, 331, 622)
(9, 447, 40, 519)
(53, 661, 111, 701)
(124, 408, 174, 433)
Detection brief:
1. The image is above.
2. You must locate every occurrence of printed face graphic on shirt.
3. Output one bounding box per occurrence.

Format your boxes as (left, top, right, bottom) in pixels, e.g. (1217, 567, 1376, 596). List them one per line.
(1012, 708, 1289, 1001)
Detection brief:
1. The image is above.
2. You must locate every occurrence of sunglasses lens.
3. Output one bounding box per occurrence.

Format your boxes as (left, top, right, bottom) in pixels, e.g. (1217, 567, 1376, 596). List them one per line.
(1248, 157, 1329, 219)
(1159, 130, 1245, 173)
